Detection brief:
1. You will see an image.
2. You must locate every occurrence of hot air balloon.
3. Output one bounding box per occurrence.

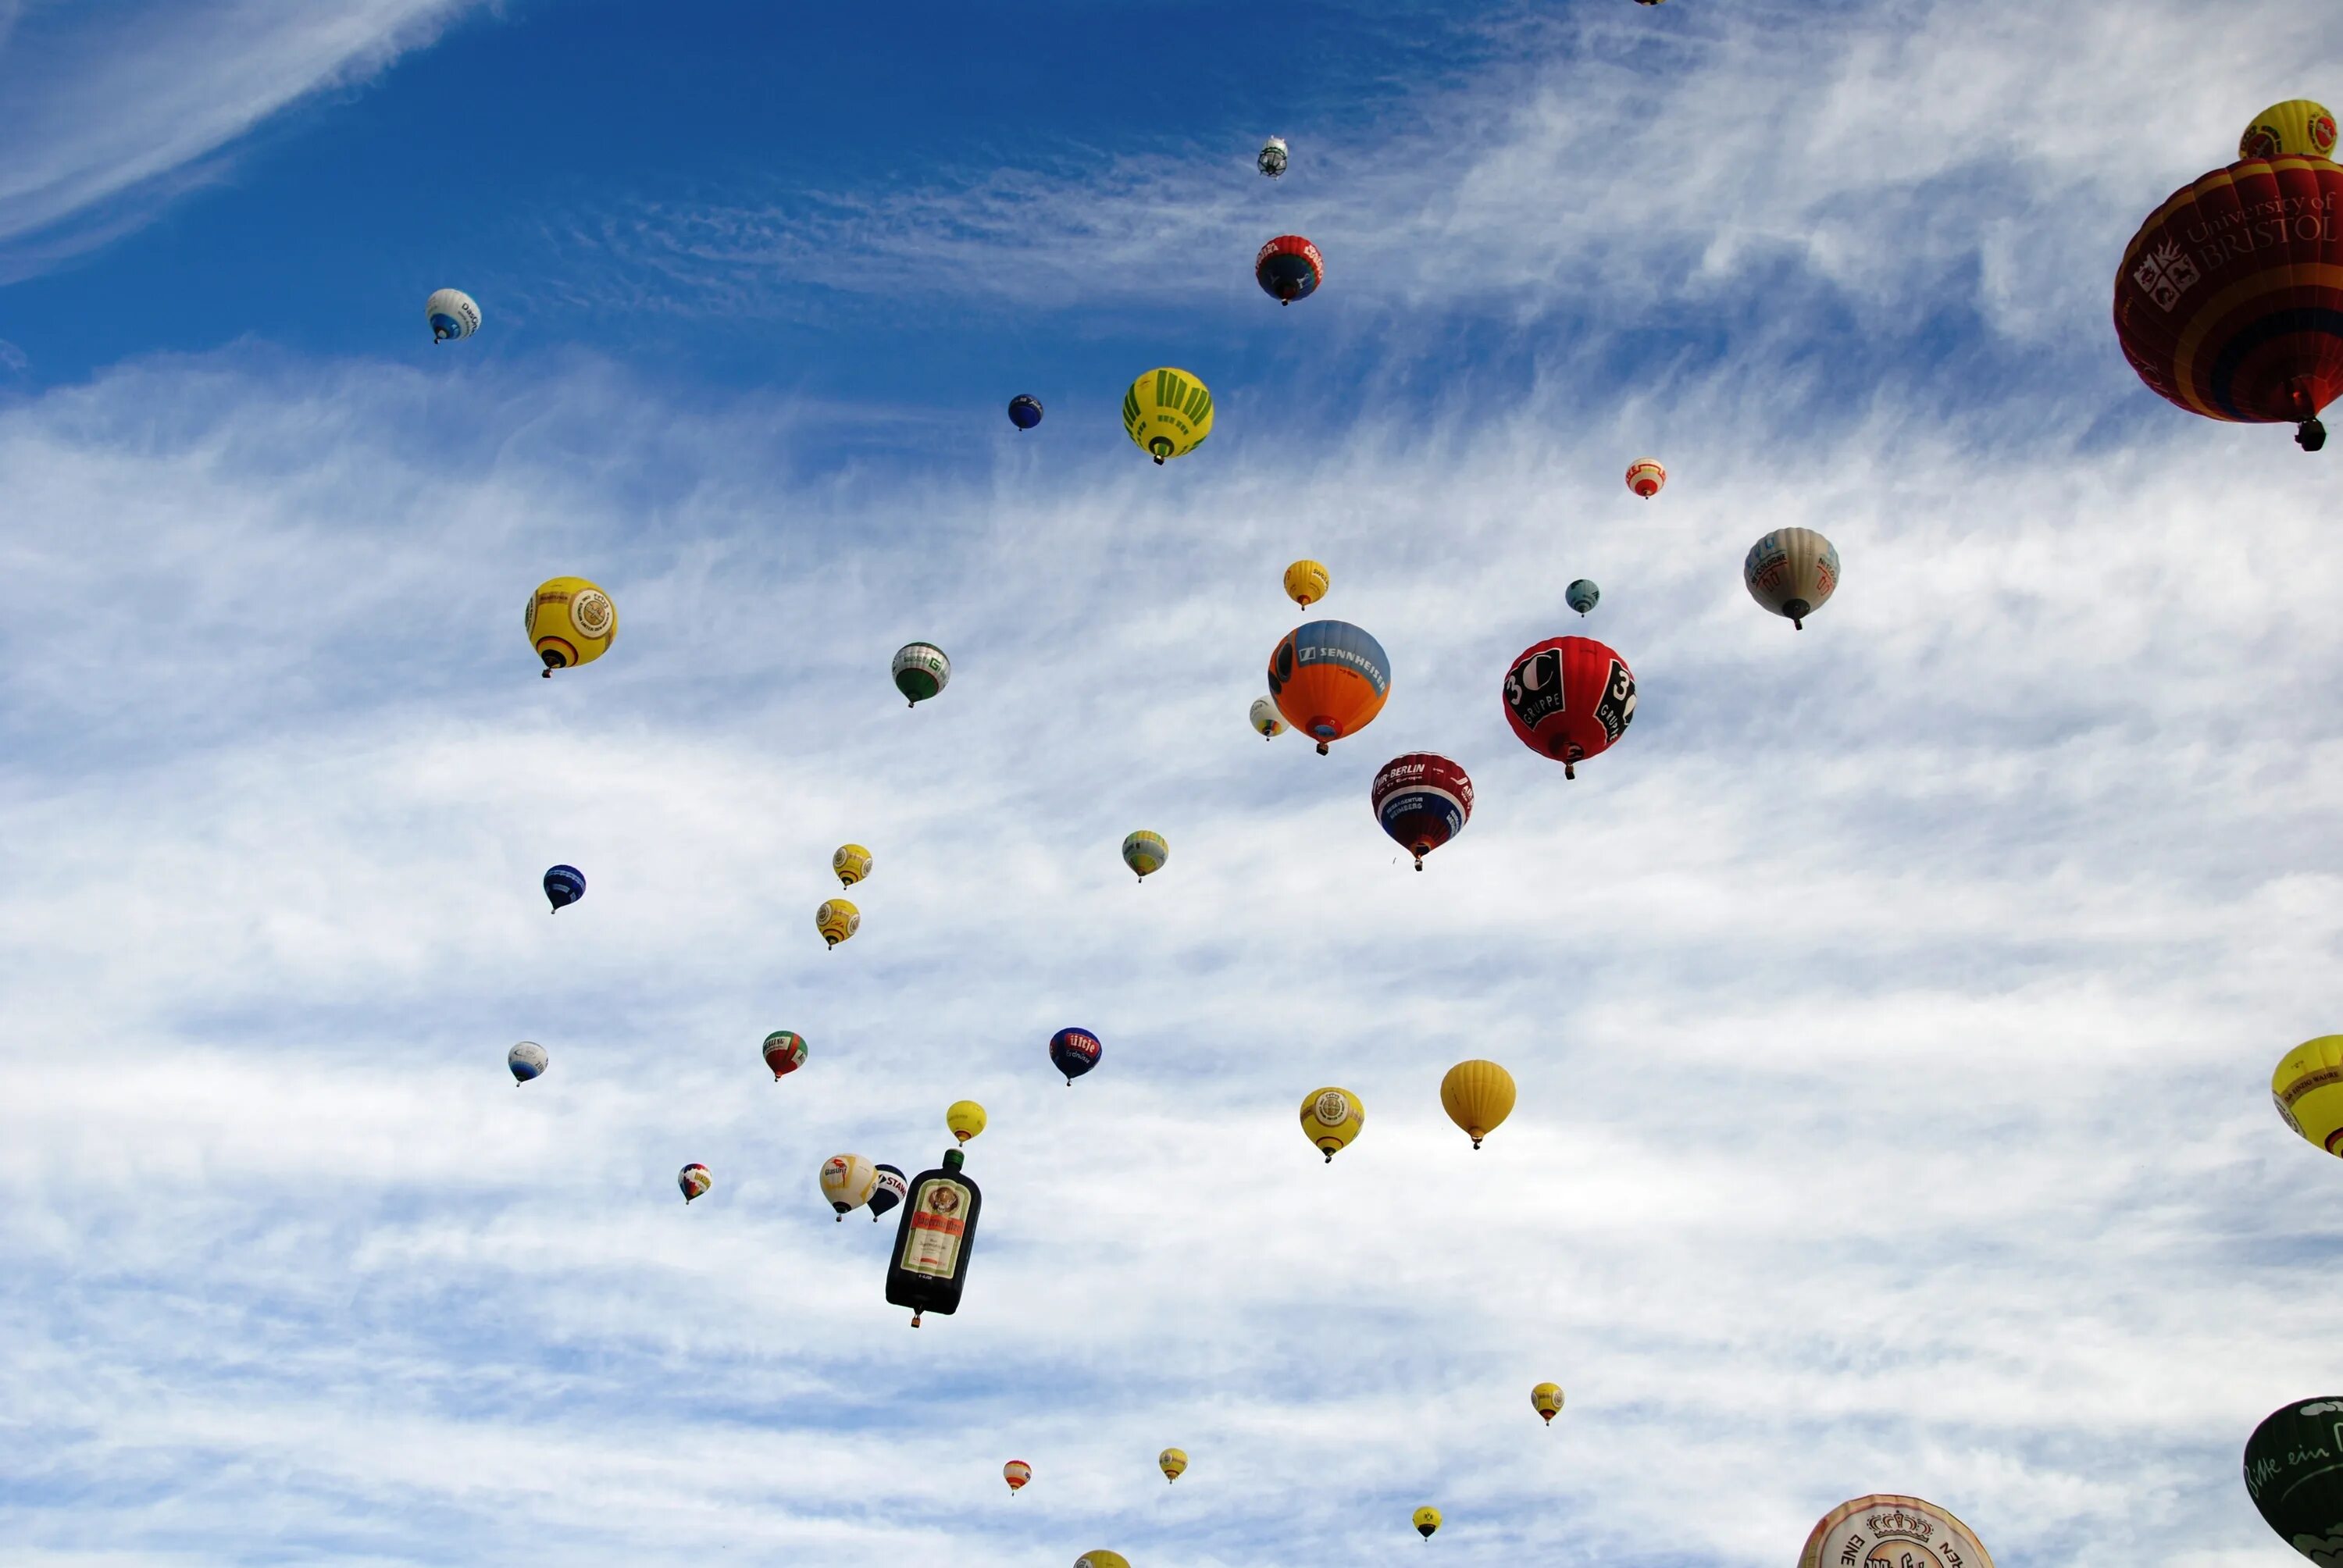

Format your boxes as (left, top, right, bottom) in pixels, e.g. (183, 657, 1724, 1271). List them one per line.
(893, 643, 950, 706)
(1075, 1555, 1129, 1568)
(508, 1041, 547, 1084)
(1624, 458, 1666, 497)
(1050, 1027, 1103, 1085)
(1300, 1086, 1364, 1163)
(1799, 1496, 1995, 1568)
(426, 287, 480, 342)
(2247, 1398, 2343, 1560)
(1122, 831, 1168, 882)
(886, 1142, 982, 1326)
(833, 844, 872, 887)
(1371, 753, 1474, 870)
(761, 1030, 808, 1080)
(1123, 367, 1214, 464)
(1283, 558, 1329, 607)
(1257, 136, 1289, 178)
(947, 1100, 987, 1145)
(1440, 1059, 1515, 1149)
(820, 1153, 878, 1221)
(869, 1163, 908, 1223)
(2273, 1036, 2343, 1156)
(678, 1163, 712, 1203)
(1159, 1448, 1188, 1484)
(1256, 235, 1324, 305)
(817, 899, 860, 949)
(1532, 1383, 1564, 1425)
(541, 864, 585, 912)
(1250, 697, 1287, 739)
(1414, 1507, 1443, 1541)
(1566, 579, 1599, 616)
(1743, 528, 1839, 629)
(1268, 619, 1391, 755)
(1008, 394, 1044, 430)
(2114, 149, 2343, 451)
(526, 577, 617, 677)
(1004, 1459, 1032, 1495)
(2241, 99, 2338, 161)
(1503, 636, 1635, 779)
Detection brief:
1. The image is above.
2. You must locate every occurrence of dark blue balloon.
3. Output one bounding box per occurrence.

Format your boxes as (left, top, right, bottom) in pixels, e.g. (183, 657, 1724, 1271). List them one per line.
(543, 864, 586, 912)
(1007, 394, 1043, 430)
(1049, 1027, 1102, 1085)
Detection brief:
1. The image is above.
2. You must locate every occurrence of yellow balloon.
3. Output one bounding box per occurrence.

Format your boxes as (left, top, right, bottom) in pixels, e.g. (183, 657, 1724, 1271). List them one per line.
(815, 898, 859, 949)
(1440, 1060, 1515, 1149)
(1075, 1555, 1130, 1568)
(2241, 99, 2338, 161)
(1282, 558, 1330, 607)
(1532, 1382, 1564, 1425)
(1123, 366, 1214, 464)
(1300, 1086, 1364, 1163)
(1157, 1447, 1187, 1483)
(833, 843, 872, 887)
(947, 1099, 987, 1145)
(1414, 1506, 1443, 1540)
(2273, 1035, 2343, 1155)
(1122, 830, 1168, 882)
(525, 576, 618, 677)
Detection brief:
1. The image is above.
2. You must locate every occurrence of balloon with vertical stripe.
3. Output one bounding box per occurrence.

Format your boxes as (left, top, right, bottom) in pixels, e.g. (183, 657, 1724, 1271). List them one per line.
(1122, 367, 1214, 463)
(1742, 527, 1839, 629)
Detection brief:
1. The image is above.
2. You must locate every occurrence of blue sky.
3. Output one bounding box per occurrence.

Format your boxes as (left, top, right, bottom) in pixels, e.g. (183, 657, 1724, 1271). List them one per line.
(5, 2, 2343, 1566)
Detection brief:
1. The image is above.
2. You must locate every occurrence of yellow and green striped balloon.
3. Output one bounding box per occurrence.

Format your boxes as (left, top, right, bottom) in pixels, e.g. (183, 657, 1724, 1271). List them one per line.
(1122, 831, 1168, 882)
(1123, 367, 1214, 464)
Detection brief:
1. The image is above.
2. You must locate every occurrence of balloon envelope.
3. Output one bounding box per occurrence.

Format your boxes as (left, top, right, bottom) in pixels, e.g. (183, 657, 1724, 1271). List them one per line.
(1269, 619, 1391, 754)
(1076, 1554, 1131, 1568)
(1744, 528, 1840, 629)
(2247, 1397, 2343, 1559)
(526, 577, 618, 676)
(1123, 367, 1214, 463)
(1371, 753, 1474, 868)
(1414, 1507, 1443, 1539)
(1007, 394, 1043, 429)
(1625, 458, 1665, 497)
(1122, 831, 1168, 880)
(1250, 697, 1287, 738)
(820, 1153, 878, 1219)
(833, 844, 872, 887)
(1532, 1382, 1563, 1424)
(2273, 1036, 2343, 1156)
(542, 864, 585, 911)
(1797, 1495, 1994, 1568)
(2241, 100, 2338, 160)
(869, 1163, 908, 1221)
(1566, 579, 1599, 615)
(426, 287, 480, 341)
(1255, 234, 1324, 304)
(1004, 1459, 1032, 1493)
(1257, 135, 1288, 177)
(1159, 1448, 1188, 1482)
(947, 1100, 988, 1144)
(1300, 1086, 1364, 1162)
(762, 1030, 808, 1079)
(508, 1041, 547, 1083)
(1440, 1059, 1516, 1148)
(677, 1164, 711, 1203)
(816, 899, 860, 949)
(1282, 558, 1330, 607)
(1503, 636, 1635, 778)
(1050, 1027, 1103, 1084)
(892, 643, 950, 705)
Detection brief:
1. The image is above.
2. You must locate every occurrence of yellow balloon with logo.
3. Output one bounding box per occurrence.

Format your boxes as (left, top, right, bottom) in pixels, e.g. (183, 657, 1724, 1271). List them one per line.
(2273, 1035, 2343, 1156)
(947, 1099, 987, 1145)
(832, 844, 872, 887)
(1123, 366, 1214, 464)
(815, 898, 859, 950)
(526, 576, 618, 677)
(1283, 558, 1329, 607)
(1414, 1506, 1443, 1540)
(2241, 98, 2338, 160)
(1300, 1086, 1363, 1163)
(1158, 1447, 1187, 1483)
(1440, 1060, 1515, 1149)
(1532, 1382, 1564, 1425)
(1075, 1554, 1129, 1568)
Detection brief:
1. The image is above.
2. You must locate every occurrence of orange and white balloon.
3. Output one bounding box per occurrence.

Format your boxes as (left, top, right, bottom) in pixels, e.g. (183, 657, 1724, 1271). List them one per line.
(1624, 458, 1666, 498)
(1004, 1459, 1032, 1495)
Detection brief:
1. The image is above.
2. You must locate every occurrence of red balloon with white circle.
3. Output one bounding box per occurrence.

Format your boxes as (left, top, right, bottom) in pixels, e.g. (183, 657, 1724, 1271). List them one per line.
(1503, 636, 1636, 779)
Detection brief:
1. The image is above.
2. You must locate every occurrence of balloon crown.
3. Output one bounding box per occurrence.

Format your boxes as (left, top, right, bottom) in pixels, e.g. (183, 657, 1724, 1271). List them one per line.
(1865, 1509, 1934, 1542)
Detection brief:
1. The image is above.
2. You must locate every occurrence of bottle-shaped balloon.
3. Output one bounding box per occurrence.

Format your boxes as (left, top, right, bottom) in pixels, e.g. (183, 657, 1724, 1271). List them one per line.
(2241, 99, 2337, 160)
(1255, 235, 1324, 305)
(1798, 1496, 1992, 1568)
(1566, 579, 1599, 616)
(1007, 394, 1044, 429)
(893, 642, 950, 706)
(1050, 1027, 1103, 1085)
(1743, 528, 1839, 629)
(1624, 458, 1666, 497)
(1250, 697, 1287, 739)
(2246, 1398, 2343, 1560)
(947, 1100, 987, 1145)
(816, 898, 860, 950)
(1122, 831, 1168, 882)
(677, 1163, 712, 1203)
(508, 1040, 548, 1085)
(1268, 619, 1391, 755)
(869, 1163, 908, 1223)
(1123, 367, 1214, 464)
(1371, 754, 1473, 870)
(1414, 1507, 1443, 1541)
(833, 843, 872, 887)
(1440, 1059, 1515, 1149)
(426, 287, 480, 342)
(1300, 1086, 1364, 1163)
(1004, 1459, 1032, 1495)
(1531, 1382, 1564, 1425)
(761, 1030, 808, 1080)
(1257, 135, 1289, 177)
(820, 1153, 878, 1221)
(1282, 558, 1329, 607)
(1158, 1448, 1188, 1484)
(1503, 635, 1634, 779)
(542, 864, 585, 912)
(2272, 1036, 2343, 1157)
(885, 1145, 982, 1327)
(526, 577, 618, 678)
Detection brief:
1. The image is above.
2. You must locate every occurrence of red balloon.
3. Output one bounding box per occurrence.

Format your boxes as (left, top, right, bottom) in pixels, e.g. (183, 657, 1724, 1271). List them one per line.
(1370, 754, 1474, 870)
(2113, 156, 2343, 452)
(1503, 636, 1635, 779)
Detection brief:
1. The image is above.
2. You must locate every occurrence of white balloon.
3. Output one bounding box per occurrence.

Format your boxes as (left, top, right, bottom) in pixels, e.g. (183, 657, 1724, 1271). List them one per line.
(426, 288, 481, 342)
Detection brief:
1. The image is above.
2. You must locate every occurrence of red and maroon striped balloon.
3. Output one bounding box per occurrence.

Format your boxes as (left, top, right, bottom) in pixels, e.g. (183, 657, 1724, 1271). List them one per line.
(1370, 754, 1474, 870)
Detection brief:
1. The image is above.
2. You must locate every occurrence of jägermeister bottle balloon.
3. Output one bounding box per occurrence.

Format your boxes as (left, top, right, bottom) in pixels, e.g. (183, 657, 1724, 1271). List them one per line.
(886, 1144, 982, 1326)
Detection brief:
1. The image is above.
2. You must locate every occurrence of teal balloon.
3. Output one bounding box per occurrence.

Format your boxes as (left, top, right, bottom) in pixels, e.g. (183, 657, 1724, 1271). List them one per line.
(1566, 579, 1599, 616)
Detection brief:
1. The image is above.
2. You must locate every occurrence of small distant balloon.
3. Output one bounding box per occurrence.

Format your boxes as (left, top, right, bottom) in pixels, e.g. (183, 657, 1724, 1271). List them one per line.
(1257, 135, 1289, 177)
(1123, 367, 1214, 464)
(1250, 697, 1287, 739)
(1255, 235, 1325, 305)
(820, 1153, 878, 1221)
(526, 577, 618, 677)
(833, 844, 872, 888)
(893, 642, 950, 706)
(1159, 1448, 1188, 1484)
(1301, 1086, 1364, 1163)
(1050, 1027, 1103, 1085)
(761, 1030, 808, 1080)
(1441, 1059, 1516, 1149)
(1743, 528, 1839, 629)
(1566, 579, 1599, 616)
(947, 1100, 988, 1145)
(1004, 1459, 1032, 1495)
(508, 1040, 547, 1085)
(1283, 558, 1330, 607)
(1532, 1383, 1564, 1425)
(542, 864, 585, 912)
(1008, 394, 1044, 430)
(1414, 1506, 1443, 1541)
(426, 287, 480, 342)
(678, 1163, 712, 1203)
(817, 899, 861, 950)
(1122, 830, 1168, 882)
(1624, 458, 1666, 498)
(870, 1163, 908, 1223)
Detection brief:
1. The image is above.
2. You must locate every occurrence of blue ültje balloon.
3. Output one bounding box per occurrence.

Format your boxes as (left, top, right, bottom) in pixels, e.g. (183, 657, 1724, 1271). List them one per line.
(544, 864, 586, 913)
(1049, 1027, 1102, 1085)
(1007, 394, 1043, 430)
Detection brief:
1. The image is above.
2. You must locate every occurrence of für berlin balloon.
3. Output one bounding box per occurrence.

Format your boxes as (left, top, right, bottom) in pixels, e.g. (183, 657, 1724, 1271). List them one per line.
(1743, 528, 1839, 629)
(526, 577, 617, 677)
(1371, 753, 1473, 870)
(508, 1041, 547, 1085)
(426, 287, 480, 342)
(542, 864, 585, 912)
